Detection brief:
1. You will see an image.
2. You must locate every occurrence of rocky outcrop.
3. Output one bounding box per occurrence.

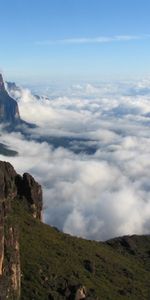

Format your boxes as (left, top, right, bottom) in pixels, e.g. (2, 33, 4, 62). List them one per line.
(16, 172, 42, 221)
(0, 161, 42, 299)
(75, 286, 86, 299)
(0, 74, 20, 124)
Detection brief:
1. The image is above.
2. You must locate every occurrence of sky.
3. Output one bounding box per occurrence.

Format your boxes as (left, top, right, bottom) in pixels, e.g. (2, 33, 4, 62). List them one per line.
(1, 0, 150, 240)
(1, 0, 150, 82)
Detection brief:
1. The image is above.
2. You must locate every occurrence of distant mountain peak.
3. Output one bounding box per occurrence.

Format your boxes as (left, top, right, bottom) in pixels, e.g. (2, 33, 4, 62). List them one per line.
(0, 73, 5, 92)
(0, 74, 21, 124)
(0, 75, 36, 131)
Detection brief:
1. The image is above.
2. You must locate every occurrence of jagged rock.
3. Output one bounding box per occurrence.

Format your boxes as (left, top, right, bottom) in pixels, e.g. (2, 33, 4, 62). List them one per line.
(0, 162, 42, 220)
(75, 285, 86, 300)
(0, 160, 43, 299)
(16, 173, 42, 220)
(0, 161, 17, 198)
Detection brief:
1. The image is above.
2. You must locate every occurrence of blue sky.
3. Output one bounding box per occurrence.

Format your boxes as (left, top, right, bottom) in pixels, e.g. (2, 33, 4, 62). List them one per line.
(1, 0, 150, 83)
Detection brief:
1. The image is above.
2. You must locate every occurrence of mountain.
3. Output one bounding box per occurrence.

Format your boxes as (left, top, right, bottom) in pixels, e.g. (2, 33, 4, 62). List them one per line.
(5, 79, 98, 155)
(0, 160, 150, 300)
(0, 74, 35, 131)
(6, 81, 49, 102)
(0, 74, 21, 124)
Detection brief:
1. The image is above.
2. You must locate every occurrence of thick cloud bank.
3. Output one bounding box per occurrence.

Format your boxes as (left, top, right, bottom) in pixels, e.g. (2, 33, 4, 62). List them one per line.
(2, 79, 150, 240)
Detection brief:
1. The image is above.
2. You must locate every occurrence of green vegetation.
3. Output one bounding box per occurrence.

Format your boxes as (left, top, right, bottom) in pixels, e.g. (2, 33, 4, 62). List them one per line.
(12, 200, 150, 300)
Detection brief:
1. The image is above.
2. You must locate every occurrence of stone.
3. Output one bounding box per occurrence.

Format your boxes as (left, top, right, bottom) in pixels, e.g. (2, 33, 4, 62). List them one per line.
(0, 160, 43, 299)
(75, 285, 86, 300)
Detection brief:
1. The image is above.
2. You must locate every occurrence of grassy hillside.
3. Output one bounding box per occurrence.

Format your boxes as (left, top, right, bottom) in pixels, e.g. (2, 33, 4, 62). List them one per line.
(12, 199, 150, 300)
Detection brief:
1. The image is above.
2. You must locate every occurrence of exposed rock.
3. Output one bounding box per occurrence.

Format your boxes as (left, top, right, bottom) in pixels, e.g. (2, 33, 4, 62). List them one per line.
(0, 176, 20, 299)
(0, 160, 43, 299)
(107, 235, 138, 255)
(0, 202, 4, 276)
(5, 226, 21, 299)
(0, 161, 17, 200)
(0, 74, 20, 124)
(16, 173, 42, 221)
(0, 75, 36, 132)
(75, 285, 86, 300)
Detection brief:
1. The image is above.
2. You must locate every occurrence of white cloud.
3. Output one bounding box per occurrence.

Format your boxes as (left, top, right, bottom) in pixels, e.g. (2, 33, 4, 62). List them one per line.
(2, 79, 150, 241)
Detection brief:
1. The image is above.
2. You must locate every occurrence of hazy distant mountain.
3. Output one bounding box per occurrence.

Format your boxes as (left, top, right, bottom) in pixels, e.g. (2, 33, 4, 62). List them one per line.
(5, 79, 98, 154)
(0, 74, 36, 132)
(6, 80, 49, 102)
(0, 74, 21, 124)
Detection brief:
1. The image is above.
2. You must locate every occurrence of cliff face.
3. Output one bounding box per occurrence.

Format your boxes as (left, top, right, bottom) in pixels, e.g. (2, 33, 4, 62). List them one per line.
(0, 74, 20, 124)
(16, 173, 43, 221)
(0, 161, 42, 300)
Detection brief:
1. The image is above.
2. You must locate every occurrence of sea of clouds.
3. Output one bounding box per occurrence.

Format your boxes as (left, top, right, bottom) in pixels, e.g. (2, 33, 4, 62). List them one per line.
(1, 79, 150, 240)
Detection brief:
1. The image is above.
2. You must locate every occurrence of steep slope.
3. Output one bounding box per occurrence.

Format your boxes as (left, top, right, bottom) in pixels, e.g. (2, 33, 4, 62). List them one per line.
(0, 74, 36, 132)
(18, 218, 150, 300)
(0, 74, 20, 124)
(0, 161, 150, 299)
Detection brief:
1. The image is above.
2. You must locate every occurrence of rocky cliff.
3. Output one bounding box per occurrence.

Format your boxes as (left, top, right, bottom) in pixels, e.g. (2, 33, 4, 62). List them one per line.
(0, 75, 36, 132)
(0, 74, 20, 124)
(0, 161, 42, 300)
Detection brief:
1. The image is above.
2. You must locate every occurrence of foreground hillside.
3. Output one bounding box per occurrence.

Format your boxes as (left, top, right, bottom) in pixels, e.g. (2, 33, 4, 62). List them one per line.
(0, 161, 150, 299)
(19, 215, 150, 299)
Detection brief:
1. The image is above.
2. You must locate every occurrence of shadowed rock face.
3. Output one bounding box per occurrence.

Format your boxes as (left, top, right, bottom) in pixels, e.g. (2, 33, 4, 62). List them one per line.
(0, 74, 36, 132)
(16, 172, 43, 221)
(0, 161, 42, 300)
(0, 74, 20, 124)
(0, 160, 43, 220)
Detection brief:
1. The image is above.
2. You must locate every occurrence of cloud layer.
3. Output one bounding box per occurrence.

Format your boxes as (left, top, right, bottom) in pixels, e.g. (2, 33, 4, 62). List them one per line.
(2, 79, 150, 240)
(36, 34, 150, 45)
